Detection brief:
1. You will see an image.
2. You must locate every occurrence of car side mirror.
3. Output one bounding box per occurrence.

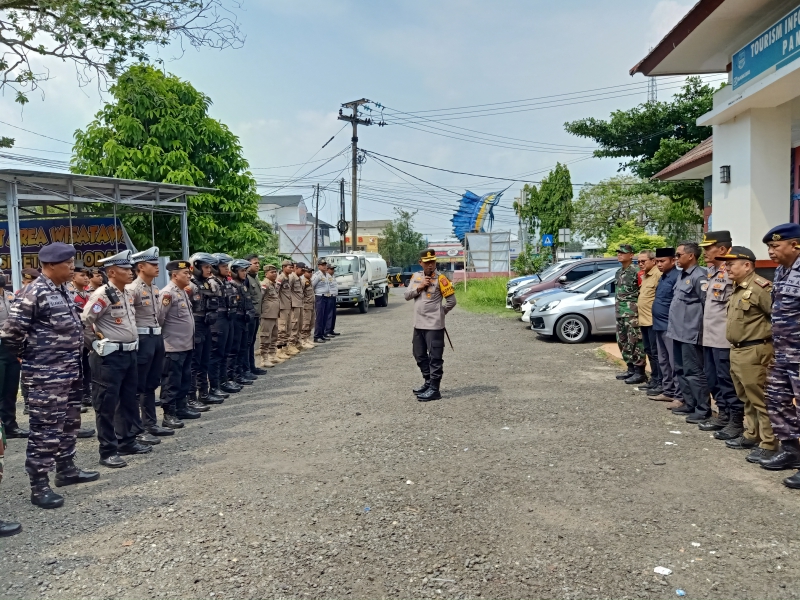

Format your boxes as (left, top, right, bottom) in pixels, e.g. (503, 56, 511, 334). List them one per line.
(558, 275, 567, 283)
(594, 289, 610, 298)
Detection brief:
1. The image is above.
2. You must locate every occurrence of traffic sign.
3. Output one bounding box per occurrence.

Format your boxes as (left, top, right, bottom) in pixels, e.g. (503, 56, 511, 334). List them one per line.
(542, 234, 554, 247)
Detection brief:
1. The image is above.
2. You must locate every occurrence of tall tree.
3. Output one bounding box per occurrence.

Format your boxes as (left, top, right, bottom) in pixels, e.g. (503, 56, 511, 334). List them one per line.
(564, 77, 717, 210)
(514, 162, 573, 257)
(71, 63, 269, 257)
(378, 208, 426, 267)
(1, 0, 244, 104)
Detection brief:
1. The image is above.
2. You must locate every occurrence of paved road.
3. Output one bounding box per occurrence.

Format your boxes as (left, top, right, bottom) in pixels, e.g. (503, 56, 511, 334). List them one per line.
(1, 288, 798, 599)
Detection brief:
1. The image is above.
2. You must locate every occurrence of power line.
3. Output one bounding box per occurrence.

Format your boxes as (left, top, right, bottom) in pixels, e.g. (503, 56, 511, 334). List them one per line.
(0, 120, 73, 145)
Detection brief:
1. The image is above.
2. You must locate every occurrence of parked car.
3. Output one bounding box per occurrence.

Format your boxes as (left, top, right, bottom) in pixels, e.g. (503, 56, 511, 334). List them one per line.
(530, 268, 618, 343)
(511, 257, 635, 311)
(507, 273, 543, 290)
(520, 268, 613, 323)
(506, 261, 578, 308)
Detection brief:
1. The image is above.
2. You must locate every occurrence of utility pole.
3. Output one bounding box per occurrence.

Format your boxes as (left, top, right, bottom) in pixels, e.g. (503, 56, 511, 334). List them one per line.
(313, 183, 320, 263)
(338, 98, 372, 252)
(339, 178, 346, 253)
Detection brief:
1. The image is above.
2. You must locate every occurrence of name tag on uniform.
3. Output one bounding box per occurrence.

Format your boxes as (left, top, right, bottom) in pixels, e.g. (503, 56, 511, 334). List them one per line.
(45, 294, 66, 307)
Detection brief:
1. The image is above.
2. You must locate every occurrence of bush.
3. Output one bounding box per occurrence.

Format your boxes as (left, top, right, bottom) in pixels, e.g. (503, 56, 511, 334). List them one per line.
(453, 277, 513, 316)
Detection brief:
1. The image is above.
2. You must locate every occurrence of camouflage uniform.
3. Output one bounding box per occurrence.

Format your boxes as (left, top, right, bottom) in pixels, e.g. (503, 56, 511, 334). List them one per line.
(614, 264, 645, 366)
(0, 273, 83, 478)
(765, 254, 800, 441)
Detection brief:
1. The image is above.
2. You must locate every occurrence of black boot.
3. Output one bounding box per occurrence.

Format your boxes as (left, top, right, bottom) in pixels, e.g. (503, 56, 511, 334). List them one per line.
(699, 409, 730, 431)
(715, 411, 744, 440)
(624, 365, 647, 385)
(188, 399, 210, 412)
(30, 475, 64, 509)
(760, 440, 800, 471)
(413, 380, 430, 395)
(616, 363, 634, 380)
(0, 519, 22, 537)
(76, 426, 96, 438)
(162, 413, 185, 429)
(251, 367, 268, 375)
(54, 459, 100, 487)
(4, 425, 29, 438)
(783, 470, 800, 489)
(200, 391, 224, 405)
(235, 374, 254, 386)
(220, 381, 241, 394)
(209, 387, 230, 399)
(417, 380, 441, 402)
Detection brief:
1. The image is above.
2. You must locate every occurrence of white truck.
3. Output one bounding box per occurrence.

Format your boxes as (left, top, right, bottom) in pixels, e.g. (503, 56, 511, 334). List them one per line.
(326, 251, 389, 313)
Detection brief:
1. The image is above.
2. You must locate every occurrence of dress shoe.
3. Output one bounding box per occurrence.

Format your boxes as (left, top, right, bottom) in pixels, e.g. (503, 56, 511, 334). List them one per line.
(200, 394, 224, 405)
(54, 467, 100, 487)
(4, 425, 29, 438)
(251, 367, 268, 375)
(643, 386, 663, 396)
(80, 406, 89, 413)
(136, 433, 161, 445)
(624, 366, 647, 385)
(616, 363, 634, 380)
(210, 388, 230, 399)
(162, 414, 185, 429)
(241, 371, 258, 381)
(759, 441, 800, 471)
(118, 442, 153, 455)
(412, 380, 430, 395)
(30, 477, 64, 509)
(748, 448, 777, 464)
(665, 400, 684, 410)
(314, 338, 327, 343)
(783, 470, 800, 489)
(222, 380, 242, 393)
(685, 412, 711, 424)
(235, 376, 254, 386)
(329, 331, 341, 336)
(188, 400, 210, 412)
(176, 409, 201, 420)
(672, 405, 693, 415)
(99, 454, 128, 468)
(76, 426, 96, 438)
(147, 425, 175, 436)
(649, 393, 673, 402)
(0, 520, 22, 537)
(698, 410, 729, 431)
(725, 435, 759, 450)
(417, 386, 442, 401)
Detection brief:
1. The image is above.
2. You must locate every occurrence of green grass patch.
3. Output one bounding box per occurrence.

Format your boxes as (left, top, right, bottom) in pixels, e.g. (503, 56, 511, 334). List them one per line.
(453, 276, 517, 317)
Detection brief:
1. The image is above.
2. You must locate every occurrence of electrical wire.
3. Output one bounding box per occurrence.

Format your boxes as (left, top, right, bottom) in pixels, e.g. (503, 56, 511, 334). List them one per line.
(0, 120, 73, 145)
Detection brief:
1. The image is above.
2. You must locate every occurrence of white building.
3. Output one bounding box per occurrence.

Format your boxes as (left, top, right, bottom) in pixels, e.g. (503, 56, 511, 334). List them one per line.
(258, 194, 333, 248)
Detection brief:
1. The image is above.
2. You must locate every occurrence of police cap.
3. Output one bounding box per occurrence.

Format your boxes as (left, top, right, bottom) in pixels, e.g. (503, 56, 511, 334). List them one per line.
(131, 246, 160, 264)
(295, 262, 307, 269)
(317, 258, 327, 265)
(655, 247, 675, 258)
(281, 259, 294, 267)
(98, 250, 133, 268)
(420, 248, 437, 262)
(22, 268, 40, 281)
(720, 246, 757, 262)
(699, 230, 732, 247)
(73, 259, 89, 273)
(762, 223, 800, 243)
(264, 264, 277, 272)
(166, 260, 191, 272)
(38, 242, 76, 264)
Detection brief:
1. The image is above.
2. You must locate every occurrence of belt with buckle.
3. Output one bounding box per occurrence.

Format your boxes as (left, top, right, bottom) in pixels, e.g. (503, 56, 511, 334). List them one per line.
(732, 338, 771, 349)
(137, 326, 162, 335)
(110, 341, 139, 351)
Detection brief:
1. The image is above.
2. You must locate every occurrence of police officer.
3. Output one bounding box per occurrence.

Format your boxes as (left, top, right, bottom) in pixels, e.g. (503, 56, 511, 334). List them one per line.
(0, 268, 26, 438)
(87, 268, 104, 292)
(259, 264, 281, 367)
(326, 263, 340, 337)
(698, 231, 741, 431)
(275, 260, 295, 358)
(244, 254, 267, 376)
(301, 264, 316, 349)
(288, 262, 305, 353)
(668, 241, 712, 423)
(759, 224, 800, 486)
(83, 250, 151, 468)
(128, 247, 173, 440)
(210, 253, 240, 396)
(311, 259, 330, 343)
(188, 253, 223, 409)
(404, 249, 457, 401)
(721, 246, 777, 462)
(17, 268, 40, 417)
(229, 259, 257, 384)
(159, 260, 199, 428)
(70, 262, 94, 411)
(1, 243, 99, 508)
(614, 244, 646, 384)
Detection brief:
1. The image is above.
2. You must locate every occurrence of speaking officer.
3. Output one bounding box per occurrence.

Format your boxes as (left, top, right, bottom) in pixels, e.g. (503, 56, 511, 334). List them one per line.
(760, 223, 800, 485)
(721, 247, 777, 461)
(636, 250, 661, 394)
(244, 255, 266, 375)
(158, 260, 199, 429)
(650, 248, 683, 405)
(326, 264, 340, 337)
(83, 250, 152, 468)
(614, 244, 646, 384)
(1, 243, 98, 509)
(210, 253, 240, 396)
(404, 249, 457, 401)
(275, 260, 295, 358)
(0, 269, 25, 438)
(696, 231, 741, 432)
(188, 253, 222, 409)
(311, 259, 330, 343)
(259, 265, 281, 366)
(668, 241, 712, 423)
(127, 247, 173, 440)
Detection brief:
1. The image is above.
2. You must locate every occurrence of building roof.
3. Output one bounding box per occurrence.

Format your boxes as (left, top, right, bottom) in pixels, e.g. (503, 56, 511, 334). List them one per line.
(652, 136, 713, 181)
(258, 194, 304, 208)
(355, 219, 392, 229)
(630, 0, 787, 76)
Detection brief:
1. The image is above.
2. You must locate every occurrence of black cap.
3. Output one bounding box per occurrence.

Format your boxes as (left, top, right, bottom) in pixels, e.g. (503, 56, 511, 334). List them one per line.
(699, 230, 732, 247)
(166, 260, 191, 271)
(420, 249, 437, 262)
(616, 244, 634, 254)
(295, 262, 307, 269)
(721, 246, 757, 262)
(38, 242, 76, 264)
(22, 268, 40, 280)
(655, 247, 675, 258)
(762, 223, 800, 243)
(317, 258, 327, 265)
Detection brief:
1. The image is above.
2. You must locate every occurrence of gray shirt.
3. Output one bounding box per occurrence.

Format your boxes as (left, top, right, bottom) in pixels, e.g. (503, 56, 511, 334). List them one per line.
(0, 289, 15, 324)
(328, 273, 338, 296)
(159, 280, 195, 352)
(403, 270, 457, 330)
(702, 264, 734, 349)
(666, 263, 707, 345)
(311, 270, 330, 296)
(82, 282, 139, 344)
(126, 276, 161, 329)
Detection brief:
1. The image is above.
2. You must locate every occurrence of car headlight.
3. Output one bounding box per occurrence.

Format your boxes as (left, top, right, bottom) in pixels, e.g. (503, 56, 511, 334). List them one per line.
(539, 299, 561, 312)
(349, 287, 359, 295)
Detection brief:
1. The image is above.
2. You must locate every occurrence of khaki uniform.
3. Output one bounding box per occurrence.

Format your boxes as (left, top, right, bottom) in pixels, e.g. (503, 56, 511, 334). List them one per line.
(82, 283, 138, 343)
(259, 279, 280, 357)
(159, 281, 195, 352)
(637, 266, 661, 327)
(276, 272, 292, 347)
(301, 275, 315, 343)
(726, 271, 776, 450)
(288, 272, 304, 346)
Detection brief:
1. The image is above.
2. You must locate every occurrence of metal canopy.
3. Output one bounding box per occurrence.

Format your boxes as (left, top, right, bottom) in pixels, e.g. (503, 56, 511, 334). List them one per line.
(0, 169, 215, 290)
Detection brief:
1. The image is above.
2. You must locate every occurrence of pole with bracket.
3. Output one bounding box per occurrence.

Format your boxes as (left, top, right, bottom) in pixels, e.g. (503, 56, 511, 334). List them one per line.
(338, 99, 372, 252)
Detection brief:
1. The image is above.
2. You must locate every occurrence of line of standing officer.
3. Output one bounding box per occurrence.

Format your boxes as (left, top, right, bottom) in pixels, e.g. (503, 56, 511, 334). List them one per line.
(210, 253, 241, 396)
(0, 268, 25, 439)
(187, 253, 223, 409)
(613, 244, 647, 384)
(259, 264, 281, 366)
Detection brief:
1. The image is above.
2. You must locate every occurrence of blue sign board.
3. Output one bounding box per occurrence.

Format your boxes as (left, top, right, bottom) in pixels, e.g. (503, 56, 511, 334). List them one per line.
(542, 234, 554, 247)
(733, 5, 800, 90)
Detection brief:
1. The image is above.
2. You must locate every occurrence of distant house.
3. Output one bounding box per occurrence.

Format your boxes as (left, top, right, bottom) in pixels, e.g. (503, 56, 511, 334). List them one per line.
(258, 194, 333, 248)
(343, 220, 391, 253)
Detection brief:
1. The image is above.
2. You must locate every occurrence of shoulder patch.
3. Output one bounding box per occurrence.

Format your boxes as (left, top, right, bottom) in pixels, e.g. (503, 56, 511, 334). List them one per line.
(754, 276, 770, 288)
(439, 274, 455, 298)
(91, 302, 103, 314)
(162, 294, 172, 306)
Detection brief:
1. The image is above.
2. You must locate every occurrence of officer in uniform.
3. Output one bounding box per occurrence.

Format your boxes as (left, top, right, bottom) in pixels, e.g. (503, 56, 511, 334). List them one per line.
(275, 260, 295, 358)
(311, 259, 330, 343)
(698, 231, 741, 430)
(70, 262, 94, 411)
(209, 253, 240, 396)
(1, 243, 99, 508)
(158, 260, 199, 428)
(127, 247, 173, 440)
(636, 250, 661, 394)
(650, 248, 683, 405)
(0, 269, 26, 438)
(17, 269, 40, 417)
(721, 246, 777, 462)
(229, 259, 258, 384)
(188, 253, 223, 409)
(259, 265, 281, 366)
(759, 224, 800, 487)
(614, 244, 646, 384)
(325, 263, 340, 337)
(288, 262, 305, 353)
(83, 250, 152, 468)
(301, 264, 316, 349)
(668, 241, 712, 423)
(244, 255, 267, 376)
(404, 249, 457, 401)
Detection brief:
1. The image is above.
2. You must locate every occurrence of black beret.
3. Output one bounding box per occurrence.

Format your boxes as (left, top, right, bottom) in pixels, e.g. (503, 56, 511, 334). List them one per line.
(655, 247, 675, 258)
(763, 223, 800, 243)
(166, 260, 191, 271)
(295, 262, 307, 269)
(38, 242, 76, 264)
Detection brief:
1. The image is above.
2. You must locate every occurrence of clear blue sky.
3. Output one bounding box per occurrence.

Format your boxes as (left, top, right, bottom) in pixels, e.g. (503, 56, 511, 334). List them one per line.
(1, 0, 718, 240)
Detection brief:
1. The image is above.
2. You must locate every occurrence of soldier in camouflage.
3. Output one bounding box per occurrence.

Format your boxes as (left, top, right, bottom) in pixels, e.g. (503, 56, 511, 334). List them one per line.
(614, 244, 646, 384)
(0, 243, 99, 509)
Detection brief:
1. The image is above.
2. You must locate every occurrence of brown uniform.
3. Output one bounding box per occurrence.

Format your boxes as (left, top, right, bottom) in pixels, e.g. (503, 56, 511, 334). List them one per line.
(288, 272, 304, 346)
(301, 275, 315, 343)
(259, 279, 280, 357)
(276, 272, 292, 347)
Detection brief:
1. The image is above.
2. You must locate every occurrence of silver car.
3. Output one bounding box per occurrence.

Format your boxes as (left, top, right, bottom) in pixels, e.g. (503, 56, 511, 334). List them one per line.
(530, 269, 617, 343)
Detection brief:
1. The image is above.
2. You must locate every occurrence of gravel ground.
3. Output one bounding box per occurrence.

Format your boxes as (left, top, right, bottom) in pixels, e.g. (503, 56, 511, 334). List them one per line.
(2, 287, 799, 600)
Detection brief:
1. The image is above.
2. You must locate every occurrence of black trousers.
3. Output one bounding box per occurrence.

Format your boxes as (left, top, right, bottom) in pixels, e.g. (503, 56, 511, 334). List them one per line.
(703, 346, 742, 413)
(81, 346, 92, 403)
(673, 340, 711, 416)
(640, 326, 661, 385)
(247, 317, 258, 372)
(210, 314, 231, 389)
(162, 350, 192, 415)
(325, 296, 337, 335)
(412, 328, 445, 383)
(136, 333, 165, 429)
(314, 296, 329, 339)
(0, 343, 21, 429)
(191, 319, 212, 396)
(228, 316, 248, 377)
(90, 349, 140, 458)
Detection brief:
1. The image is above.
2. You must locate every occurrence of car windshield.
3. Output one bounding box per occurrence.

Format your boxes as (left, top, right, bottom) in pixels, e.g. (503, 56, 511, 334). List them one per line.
(540, 261, 575, 282)
(326, 256, 358, 275)
(564, 269, 611, 293)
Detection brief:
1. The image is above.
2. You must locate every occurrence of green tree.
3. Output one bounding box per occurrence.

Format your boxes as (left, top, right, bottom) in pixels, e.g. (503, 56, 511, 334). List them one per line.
(511, 246, 550, 276)
(514, 162, 573, 257)
(71, 64, 269, 256)
(564, 77, 718, 210)
(378, 208, 426, 267)
(604, 220, 665, 256)
(1, 0, 243, 104)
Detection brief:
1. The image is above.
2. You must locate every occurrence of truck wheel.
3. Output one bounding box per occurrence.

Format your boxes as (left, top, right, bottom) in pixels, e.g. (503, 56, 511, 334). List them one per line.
(375, 291, 388, 307)
(358, 298, 369, 313)
(393, 283, 400, 288)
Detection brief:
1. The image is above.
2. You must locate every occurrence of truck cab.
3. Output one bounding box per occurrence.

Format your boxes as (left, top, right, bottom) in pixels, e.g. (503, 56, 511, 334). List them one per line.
(326, 251, 390, 314)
